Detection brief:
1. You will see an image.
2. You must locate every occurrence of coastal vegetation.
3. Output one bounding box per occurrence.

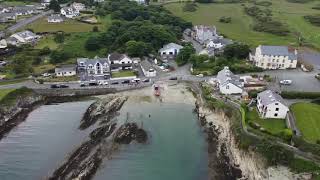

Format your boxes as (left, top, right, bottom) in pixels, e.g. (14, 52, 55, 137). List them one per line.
(0, 89, 15, 101)
(281, 91, 320, 99)
(0, 87, 33, 107)
(164, 0, 320, 49)
(291, 102, 320, 143)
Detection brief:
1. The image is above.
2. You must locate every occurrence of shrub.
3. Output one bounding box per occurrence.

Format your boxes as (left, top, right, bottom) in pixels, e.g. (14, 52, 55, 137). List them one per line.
(254, 1, 272, 6)
(286, 0, 312, 3)
(304, 15, 320, 26)
(92, 26, 99, 32)
(219, 16, 232, 23)
(183, 2, 197, 12)
(281, 91, 320, 99)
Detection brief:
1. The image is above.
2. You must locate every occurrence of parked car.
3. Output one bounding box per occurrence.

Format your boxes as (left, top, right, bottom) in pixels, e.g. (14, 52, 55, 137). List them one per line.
(131, 78, 141, 83)
(51, 84, 69, 88)
(169, 77, 178, 80)
(42, 73, 51, 77)
(196, 74, 204, 77)
(80, 83, 86, 87)
(280, 80, 292, 85)
(122, 80, 130, 84)
(111, 81, 119, 85)
(142, 78, 150, 83)
(315, 73, 320, 80)
(89, 82, 98, 86)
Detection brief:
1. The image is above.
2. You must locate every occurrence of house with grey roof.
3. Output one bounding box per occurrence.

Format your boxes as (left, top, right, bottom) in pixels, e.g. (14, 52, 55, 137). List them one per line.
(159, 43, 183, 56)
(0, 12, 16, 23)
(107, 53, 133, 72)
(249, 45, 298, 70)
(77, 57, 110, 78)
(192, 25, 218, 45)
(60, 6, 79, 18)
(47, 14, 64, 23)
(257, 90, 289, 119)
(55, 65, 76, 77)
(6, 30, 40, 46)
(216, 66, 243, 94)
(13, 6, 38, 16)
(140, 60, 156, 77)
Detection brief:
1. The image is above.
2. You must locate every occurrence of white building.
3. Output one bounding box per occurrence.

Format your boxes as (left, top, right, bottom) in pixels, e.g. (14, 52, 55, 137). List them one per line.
(0, 12, 16, 23)
(71, 2, 85, 11)
(41, 0, 51, 6)
(192, 25, 217, 45)
(257, 90, 289, 119)
(216, 66, 243, 95)
(47, 14, 64, 23)
(55, 65, 76, 77)
(140, 60, 156, 77)
(130, 0, 146, 4)
(6, 30, 40, 46)
(249, 45, 298, 70)
(77, 57, 111, 78)
(107, 53, 133, 72)
(159, 43, 183, 56)
(0, 39, 7, 49)
(60, 6, 79, 18)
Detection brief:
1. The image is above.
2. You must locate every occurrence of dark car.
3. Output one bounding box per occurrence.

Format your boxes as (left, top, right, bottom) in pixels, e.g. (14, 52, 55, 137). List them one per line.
(80, 83, 86, 87)
(111, 81, 119, 85)
(88, 82, 98, 86)
(142, 78, 150, 83)
(51, 84, 69, 88)
(169, 77, 178, 80)
(50, 84, 60, 88)
(122, 80, 130, 84)
(59, 84, 69, 88)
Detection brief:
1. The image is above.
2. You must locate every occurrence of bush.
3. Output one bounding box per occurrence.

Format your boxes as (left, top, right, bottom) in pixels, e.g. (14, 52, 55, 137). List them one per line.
(304, 15, 320, 26)
(286, 0, 312, 3)
(254, 1, 272, 6)
(183, 2, 197, 12)
(219, 16, 232, 23)
(281, 91, 320, 99)
(279, 129, 293, 142)
(92, 26, 99, 32)
(196, 0, 214, 3)
(0, 87, 33, 107)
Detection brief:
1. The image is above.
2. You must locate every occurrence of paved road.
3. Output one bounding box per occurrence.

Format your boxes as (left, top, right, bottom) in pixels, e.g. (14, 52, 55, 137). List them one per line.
(183, 33, 203, 53)
(0, 10, 52, 36)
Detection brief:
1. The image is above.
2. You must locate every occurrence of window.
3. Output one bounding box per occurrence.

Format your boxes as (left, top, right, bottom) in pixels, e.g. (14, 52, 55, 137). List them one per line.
(283, 60, 285, 63)
(275, 108, 279, 111)
(275, 103, 278, 105)
(226, 85, 229, 89)
(261, 63, 264, 66)
(274, 113, 278, 117)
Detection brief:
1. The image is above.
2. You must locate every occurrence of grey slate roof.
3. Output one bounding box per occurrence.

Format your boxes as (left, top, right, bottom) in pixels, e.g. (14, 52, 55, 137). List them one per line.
(15, 30, 37, 39)
(260, 45, 297, 60)
(159, 43, 183, 52)
(108, 53, 125, 61)
(216, 66, 243, 88)
(55, 65, 76, 73)
(48, 14, 63, 21)
(257, 90, 286, 106)
(77, 57, 109, 66)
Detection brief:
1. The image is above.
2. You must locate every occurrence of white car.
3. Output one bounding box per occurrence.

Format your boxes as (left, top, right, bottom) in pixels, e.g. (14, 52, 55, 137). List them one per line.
(280, 80, 292, 85)
(42, 73, 51, 77)
(196, 74, 204, 77)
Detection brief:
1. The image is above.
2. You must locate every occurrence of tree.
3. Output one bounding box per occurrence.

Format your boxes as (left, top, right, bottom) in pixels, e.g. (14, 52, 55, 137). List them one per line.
(280, 129, 293, 142)
(176, 44, 196, 66)
(85, 36, 100, 51)
(92, 26, 99, 32)
(49, 0, 61, 12)
(223, 43, 250, 59)
(196, 0, 214, 3)
(49, 50, 70, 64)
(54, 32, 65, 43)
(39, 46, 51, 55)
(12, 57, 32, 75)
(125, 40, 150, 57)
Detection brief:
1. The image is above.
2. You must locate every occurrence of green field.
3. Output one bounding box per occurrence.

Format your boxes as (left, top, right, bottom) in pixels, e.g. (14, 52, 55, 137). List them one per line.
(35, 35, 59, 50)
(0, 89, 15, 101)
(112, 70, 136, 78)
(291, 102, 320, 143)
(246, 108, 287, 135)
(165, 0, 320, 49)
(26, 15, 112, 33)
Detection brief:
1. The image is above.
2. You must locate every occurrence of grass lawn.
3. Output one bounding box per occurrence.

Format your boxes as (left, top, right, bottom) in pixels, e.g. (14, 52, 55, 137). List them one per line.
(291, 102, 320, 143)
(112, 70, 136, 78)
(165, 0, 320, 49)
(0, 89, 15, 101)
(35, 35, 59, 50)
(0, 78, 28, 85)
(39, 75, 79, 82)
(26, 15, 112, 33)
(33, 64, 56, 75)
(0, 0, 34, 6)
(246, 108, 287, 135)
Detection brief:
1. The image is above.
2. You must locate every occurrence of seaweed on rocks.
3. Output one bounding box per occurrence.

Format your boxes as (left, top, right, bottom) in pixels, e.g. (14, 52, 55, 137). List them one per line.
(114, 122, 148, 144)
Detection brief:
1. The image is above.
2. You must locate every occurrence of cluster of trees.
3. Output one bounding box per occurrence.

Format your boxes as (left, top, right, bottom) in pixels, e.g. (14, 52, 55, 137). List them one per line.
(245, 6, 290, 36)
(49, 0, 61, 12)
(304, 15, 320, 26)
(219, 16, 232, 23)
(254, 1, 272, 7)
(175, 44, 196, 66)
(86, 0, 192, 57)
(195, 0, 214, 3)
(182, 2, 198, 12)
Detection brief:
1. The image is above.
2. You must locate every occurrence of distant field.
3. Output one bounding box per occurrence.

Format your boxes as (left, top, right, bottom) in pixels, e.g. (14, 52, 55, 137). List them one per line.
(0, 0, 34, 6)
(26, 15, 111, 33)
(291, 102, 320, 143)
(164, 0, 320, 49)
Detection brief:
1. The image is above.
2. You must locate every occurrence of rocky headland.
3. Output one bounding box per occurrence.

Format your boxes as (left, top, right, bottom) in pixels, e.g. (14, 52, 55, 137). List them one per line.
(49, 95, 148, 180)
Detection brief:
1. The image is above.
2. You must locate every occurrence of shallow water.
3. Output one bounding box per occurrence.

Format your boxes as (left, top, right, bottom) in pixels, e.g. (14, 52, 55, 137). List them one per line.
(0, 101, 93, 180)
(94, 100, 208, 180)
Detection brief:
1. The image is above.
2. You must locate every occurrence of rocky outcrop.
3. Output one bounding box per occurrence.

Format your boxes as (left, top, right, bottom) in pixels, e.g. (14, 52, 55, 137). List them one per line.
(49, 96, 147, 180)
(114, 122, 148, 144)
(0, 90, 44, 140)
(79, 96, 128, 130)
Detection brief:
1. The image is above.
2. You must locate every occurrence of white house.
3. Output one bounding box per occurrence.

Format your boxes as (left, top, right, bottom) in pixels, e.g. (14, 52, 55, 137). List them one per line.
(55, 65, 76, 77)
(140, 60, 156, 77)
(257, 90, 289, 119)
(249, 45, 298, 70)
(0, 39, 7, 49)
(71, 2, 85, 11)
(0, 6, 10, 13)
(77, 57, 110, 78)
(47, 14, 64, 23)
(41, 0, 51, 6)
(6, 30, 40, 46)
(192, 25, 217, 45)
(60, 6, 79, 18)
(159, 43, 183, 56)
(13, 6, 37, 16)
(0, 12, 16, 23)
(107, 53, 133, 72)
(216, 66, 243, 95)
(205, 38, 232, 50)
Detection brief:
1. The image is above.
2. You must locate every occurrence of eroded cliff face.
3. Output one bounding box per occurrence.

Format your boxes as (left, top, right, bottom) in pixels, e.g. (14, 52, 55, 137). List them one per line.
(0, 91, 44, 140)
(49, 95, 148, 180)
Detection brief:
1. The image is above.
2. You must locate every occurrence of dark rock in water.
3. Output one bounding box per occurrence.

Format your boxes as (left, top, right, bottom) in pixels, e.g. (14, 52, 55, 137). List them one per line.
(79, 96, 127, 130)
(90, 123, 117, 140)
(114, 122, 148, 144)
